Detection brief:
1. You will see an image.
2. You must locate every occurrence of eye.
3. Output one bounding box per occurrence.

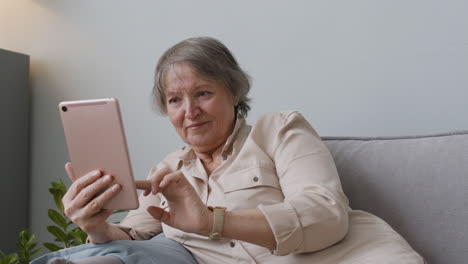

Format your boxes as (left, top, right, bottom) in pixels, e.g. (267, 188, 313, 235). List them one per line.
(198, 91, 212, 97)
(168, 97, 180, 104)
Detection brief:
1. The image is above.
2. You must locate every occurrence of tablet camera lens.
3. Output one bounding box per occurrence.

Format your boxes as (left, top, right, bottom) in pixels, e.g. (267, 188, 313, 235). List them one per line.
(62, 106, 68, 112)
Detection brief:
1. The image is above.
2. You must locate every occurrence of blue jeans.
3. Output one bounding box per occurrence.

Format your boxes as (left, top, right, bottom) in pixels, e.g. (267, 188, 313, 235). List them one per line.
(31, 233, 198, 264)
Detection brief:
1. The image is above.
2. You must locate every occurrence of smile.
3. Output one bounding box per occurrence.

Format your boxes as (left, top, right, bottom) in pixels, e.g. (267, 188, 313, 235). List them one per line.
(187, 121, 209, 130)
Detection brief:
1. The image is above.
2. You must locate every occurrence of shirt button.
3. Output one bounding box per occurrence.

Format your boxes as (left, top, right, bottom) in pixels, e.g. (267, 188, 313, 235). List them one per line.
(161, 201, 166, 206)
(230, 241, 236, 248)
(253, 176, 259, 182)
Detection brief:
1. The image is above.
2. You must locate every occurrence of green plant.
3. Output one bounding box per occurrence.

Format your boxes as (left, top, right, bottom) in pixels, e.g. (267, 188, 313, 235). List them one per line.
(44, 179, 88, 251)
(44, 179, 127, 251)
(0, 230, 42, 264)
(16, 230, 42, 263)
(0, 251, 18, 264)
(0, 178, 128, 263)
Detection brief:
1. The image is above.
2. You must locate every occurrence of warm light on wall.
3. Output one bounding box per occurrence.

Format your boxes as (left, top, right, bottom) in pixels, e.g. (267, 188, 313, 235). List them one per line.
(0, 0, 63, 52)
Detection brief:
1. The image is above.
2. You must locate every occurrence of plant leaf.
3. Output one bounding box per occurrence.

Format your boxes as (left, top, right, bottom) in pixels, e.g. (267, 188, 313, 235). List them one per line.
(49, 179, 67, 212)
(48, 209, 67, 229)
(43, 242, 62, 252)
(25, 233, 37, 247)
(53, 191, 64, 212)
(30, 247, 42, 257)
(19, 230, 28, 245)
(27, 241, 38, 251)
(46, 226, 68, 243)
(15, 242, 26, 258)
(70, 228, 87, 245)
(50, 179, 67, 193)
(70, 227, 88, 246)
(0, 252, 19, 264)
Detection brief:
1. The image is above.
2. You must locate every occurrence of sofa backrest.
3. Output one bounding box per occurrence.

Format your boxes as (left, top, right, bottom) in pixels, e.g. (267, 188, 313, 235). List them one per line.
(323, 131, 468, 264)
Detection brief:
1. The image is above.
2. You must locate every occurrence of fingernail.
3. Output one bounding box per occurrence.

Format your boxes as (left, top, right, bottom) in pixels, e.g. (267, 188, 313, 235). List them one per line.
(92, 170, 101, 177)
(102, 175, 111, 182)
(112, 184, 121, 191)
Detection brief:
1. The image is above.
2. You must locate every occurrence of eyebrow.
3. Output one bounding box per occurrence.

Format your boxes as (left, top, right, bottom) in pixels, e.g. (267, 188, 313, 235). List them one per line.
(194, 84, 210, 90)
(165, 84, 211, 97)
(165, 90, 179, 98)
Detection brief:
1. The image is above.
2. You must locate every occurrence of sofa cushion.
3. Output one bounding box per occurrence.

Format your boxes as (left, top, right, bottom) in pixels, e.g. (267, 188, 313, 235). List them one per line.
(323, 131, 468, 264)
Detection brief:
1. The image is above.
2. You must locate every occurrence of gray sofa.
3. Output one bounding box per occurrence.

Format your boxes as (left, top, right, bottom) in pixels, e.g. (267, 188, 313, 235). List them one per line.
(322, 131, 468, 264)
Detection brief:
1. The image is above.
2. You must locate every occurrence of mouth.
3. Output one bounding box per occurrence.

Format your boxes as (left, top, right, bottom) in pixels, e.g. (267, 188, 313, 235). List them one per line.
(186, 121, 210, 130)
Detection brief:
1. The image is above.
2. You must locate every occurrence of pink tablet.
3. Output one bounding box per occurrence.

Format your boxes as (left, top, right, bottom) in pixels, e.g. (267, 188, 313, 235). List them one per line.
(59, 98, 139, 210)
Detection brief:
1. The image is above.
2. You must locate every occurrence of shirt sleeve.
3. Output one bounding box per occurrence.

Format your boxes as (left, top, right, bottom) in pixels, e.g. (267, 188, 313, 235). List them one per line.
(257, 111, 349, 256)
(113, 165, 166, 240)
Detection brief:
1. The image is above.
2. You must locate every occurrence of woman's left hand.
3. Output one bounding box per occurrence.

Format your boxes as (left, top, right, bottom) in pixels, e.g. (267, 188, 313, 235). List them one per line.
(137, 169, 212, 236)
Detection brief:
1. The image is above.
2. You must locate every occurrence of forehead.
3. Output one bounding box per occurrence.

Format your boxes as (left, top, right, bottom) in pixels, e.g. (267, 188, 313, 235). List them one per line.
(164, 64, 209, 89)
(163, 64, 233, 100)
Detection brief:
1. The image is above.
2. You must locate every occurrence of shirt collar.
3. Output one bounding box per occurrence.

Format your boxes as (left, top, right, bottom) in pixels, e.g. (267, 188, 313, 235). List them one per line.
(178, 115, 246, 163)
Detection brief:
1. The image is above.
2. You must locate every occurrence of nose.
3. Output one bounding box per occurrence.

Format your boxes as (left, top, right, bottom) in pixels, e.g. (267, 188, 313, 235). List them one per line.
(184, 98, 200, 119)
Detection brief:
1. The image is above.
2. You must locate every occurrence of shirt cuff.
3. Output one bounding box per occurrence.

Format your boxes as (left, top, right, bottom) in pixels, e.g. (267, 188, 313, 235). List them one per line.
(258, 202, 303, 256)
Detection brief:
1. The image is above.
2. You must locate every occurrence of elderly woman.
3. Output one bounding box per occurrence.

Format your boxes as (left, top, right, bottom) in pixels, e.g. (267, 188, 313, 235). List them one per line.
(33, 37, 424, 264)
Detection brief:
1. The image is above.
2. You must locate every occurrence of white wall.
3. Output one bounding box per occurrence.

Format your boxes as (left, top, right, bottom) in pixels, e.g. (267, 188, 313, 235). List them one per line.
(1, 0, 467, 247)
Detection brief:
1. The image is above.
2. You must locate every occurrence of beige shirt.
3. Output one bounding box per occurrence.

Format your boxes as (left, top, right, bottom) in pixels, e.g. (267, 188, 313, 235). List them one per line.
(117, 111, 424, 264)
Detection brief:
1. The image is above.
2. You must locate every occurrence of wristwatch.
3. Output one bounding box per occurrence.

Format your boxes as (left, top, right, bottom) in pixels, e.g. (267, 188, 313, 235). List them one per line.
(207, 206, 227, 240)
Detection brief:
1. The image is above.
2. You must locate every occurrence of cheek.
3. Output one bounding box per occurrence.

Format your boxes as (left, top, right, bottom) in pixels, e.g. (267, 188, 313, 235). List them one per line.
(207, 97, 234, 116)
(219, 102, 235, 120)
(168, 110, 183, 131)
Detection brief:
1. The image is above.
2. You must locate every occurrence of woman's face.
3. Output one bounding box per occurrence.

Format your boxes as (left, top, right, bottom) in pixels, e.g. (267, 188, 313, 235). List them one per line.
(164, 63, 236, 153)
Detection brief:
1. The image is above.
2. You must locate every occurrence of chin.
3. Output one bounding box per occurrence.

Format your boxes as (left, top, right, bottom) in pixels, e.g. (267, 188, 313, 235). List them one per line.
(186, 136, 211, 148)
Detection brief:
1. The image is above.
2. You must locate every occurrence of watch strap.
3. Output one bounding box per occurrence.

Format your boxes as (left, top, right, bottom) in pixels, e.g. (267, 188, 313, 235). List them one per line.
(208, 206, 226, 240)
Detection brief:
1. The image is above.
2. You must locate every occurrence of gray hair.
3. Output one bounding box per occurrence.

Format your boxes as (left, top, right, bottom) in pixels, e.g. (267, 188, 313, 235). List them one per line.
(152, 37, 252, 118)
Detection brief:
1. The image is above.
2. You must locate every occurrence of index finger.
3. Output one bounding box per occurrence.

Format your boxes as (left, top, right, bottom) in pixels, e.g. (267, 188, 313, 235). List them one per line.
(150, 167, 173, 195)
(135, 180, 151, 191)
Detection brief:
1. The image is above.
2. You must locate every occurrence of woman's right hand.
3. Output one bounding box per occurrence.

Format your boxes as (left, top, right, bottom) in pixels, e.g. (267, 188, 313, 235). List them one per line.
(62, 162, 122, 243)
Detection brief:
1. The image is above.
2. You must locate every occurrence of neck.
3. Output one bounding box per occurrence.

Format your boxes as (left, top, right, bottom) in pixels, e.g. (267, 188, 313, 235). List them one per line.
(193, 142, 225, 176)
(194, 141, 225, 164)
